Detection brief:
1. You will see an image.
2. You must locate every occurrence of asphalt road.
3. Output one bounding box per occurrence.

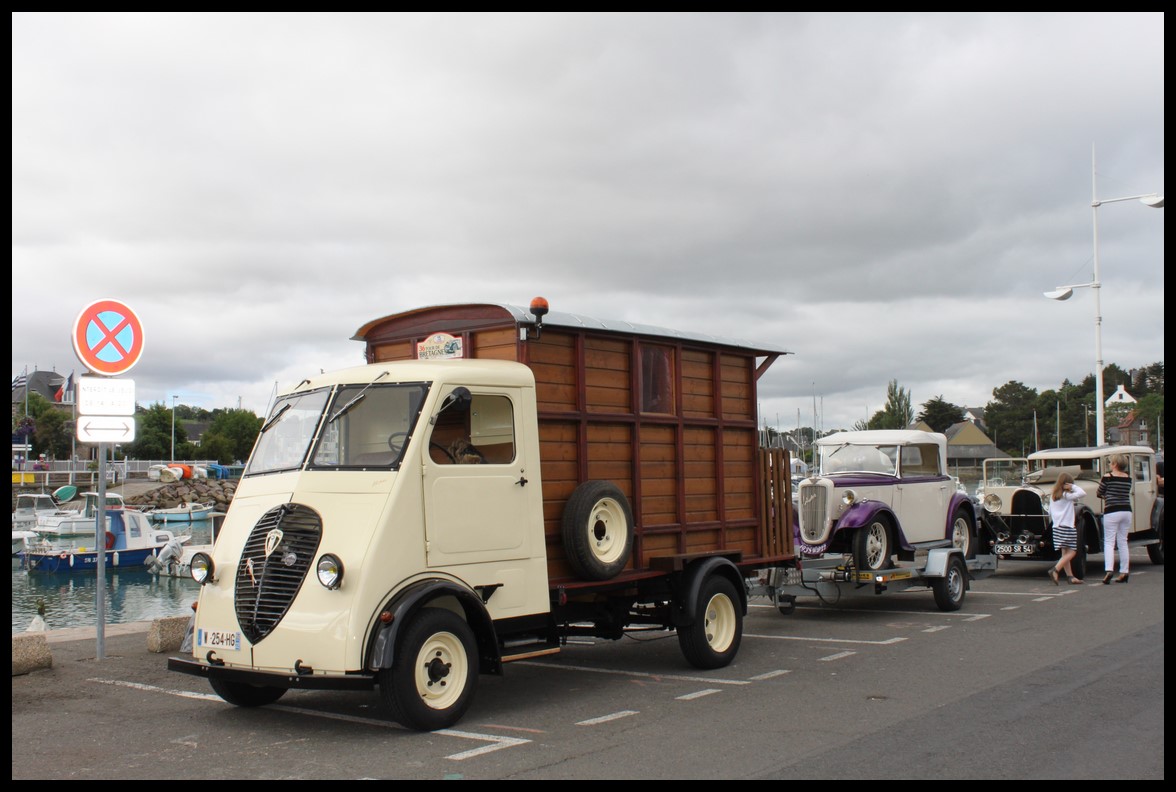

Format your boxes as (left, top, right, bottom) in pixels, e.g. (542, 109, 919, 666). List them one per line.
(12, 549, 1164, 780)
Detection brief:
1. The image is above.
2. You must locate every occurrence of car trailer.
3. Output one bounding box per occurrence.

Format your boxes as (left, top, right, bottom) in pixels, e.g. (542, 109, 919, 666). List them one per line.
(749, 548, 998, 614)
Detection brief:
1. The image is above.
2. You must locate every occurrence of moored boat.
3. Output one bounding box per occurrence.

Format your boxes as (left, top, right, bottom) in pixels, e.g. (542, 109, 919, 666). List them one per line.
(20, 509, 191, 573)
(143, 502, 215, 525)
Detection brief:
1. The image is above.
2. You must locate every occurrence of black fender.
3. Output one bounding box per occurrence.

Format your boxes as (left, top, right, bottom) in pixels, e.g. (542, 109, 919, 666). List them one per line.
(367, 579, 502, 676)
(672, 556, 746, 628)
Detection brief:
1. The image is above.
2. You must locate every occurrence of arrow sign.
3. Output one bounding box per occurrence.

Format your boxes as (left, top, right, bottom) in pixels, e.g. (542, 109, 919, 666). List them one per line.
(77, 416, 137, 444)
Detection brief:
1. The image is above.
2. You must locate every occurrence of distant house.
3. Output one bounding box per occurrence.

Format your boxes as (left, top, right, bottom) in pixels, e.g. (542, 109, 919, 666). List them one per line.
(11, 369, 68, 409)
(1113, 410, 1152, 448)
(962, 406, 987, 433)
(1104, 384, 1136, 408)
(907, 419, 1007, 472)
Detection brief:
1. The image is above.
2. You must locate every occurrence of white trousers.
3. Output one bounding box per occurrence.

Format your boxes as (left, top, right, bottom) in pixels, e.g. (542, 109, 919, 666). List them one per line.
(1102, 511, 1132, 573)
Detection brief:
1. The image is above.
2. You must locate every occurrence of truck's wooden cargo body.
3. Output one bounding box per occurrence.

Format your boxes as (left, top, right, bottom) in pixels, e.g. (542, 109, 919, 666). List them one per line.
(354, 302, 796, 582)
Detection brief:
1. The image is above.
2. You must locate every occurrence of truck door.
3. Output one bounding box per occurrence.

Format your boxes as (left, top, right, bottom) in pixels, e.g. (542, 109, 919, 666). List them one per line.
(423, 388, 531, 566)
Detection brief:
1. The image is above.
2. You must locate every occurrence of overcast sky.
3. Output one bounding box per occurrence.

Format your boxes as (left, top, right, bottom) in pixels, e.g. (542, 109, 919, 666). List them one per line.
(12, 12, 1165, 434)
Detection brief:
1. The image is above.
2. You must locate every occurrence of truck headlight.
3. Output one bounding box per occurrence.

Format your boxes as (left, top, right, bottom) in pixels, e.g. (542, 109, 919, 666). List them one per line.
(983, 493, 1003, 513)
(190, 552, 214, 585)
(316, 554, 344, 589)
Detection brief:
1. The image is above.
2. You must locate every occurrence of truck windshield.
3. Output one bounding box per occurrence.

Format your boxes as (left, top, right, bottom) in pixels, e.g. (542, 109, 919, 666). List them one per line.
(247, 388, 332, 475)
(247, 383, 431, 475)
(309, 383, 429, 469)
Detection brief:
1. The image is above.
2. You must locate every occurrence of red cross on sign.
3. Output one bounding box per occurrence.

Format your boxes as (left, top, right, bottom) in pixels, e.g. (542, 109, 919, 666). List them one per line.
(72, 299, 145, 376)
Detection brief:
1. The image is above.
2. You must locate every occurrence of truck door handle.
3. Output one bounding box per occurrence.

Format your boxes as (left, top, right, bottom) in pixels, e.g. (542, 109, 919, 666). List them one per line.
(516, 475, 528, 487)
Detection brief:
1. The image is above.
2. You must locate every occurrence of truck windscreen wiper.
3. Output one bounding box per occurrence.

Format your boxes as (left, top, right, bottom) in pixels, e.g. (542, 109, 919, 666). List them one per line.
(259, 402, 291, 435)
(328, 370, 389, 424)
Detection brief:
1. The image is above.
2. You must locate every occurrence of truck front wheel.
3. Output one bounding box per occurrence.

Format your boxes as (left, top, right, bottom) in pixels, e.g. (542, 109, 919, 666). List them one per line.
(209, 678, 287, 708)
(380, 608, 478, 731)
(678, 575, 742, 669)
(561, 481, 635, 580)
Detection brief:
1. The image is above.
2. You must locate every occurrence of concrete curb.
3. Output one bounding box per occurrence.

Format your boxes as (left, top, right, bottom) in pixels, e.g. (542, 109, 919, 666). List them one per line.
(12, 633, 52, 675)
(12, 615, 191, 675)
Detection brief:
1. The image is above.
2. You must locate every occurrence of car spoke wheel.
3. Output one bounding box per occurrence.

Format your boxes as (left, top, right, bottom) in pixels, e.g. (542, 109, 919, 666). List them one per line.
(951, 509, 976, 559)
(854, 520, 891, 572)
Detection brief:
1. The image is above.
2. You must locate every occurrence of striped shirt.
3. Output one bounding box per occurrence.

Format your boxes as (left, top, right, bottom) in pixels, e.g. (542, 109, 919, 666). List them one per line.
(1096, 474, 1132, 514)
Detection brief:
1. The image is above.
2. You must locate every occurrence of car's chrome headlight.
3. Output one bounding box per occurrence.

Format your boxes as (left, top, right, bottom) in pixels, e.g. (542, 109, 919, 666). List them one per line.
(983, 493, 1003, 513)
(840, 489, 857, 507)
(190, 552, 214, 585)
(316, 554, 344, 590)
(1040, 493, 1051, 510)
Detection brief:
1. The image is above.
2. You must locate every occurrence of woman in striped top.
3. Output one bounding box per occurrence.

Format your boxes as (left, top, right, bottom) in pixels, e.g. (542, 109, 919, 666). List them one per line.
(1047, 472, 1086, 585)
(1096, 454, 1133, 584)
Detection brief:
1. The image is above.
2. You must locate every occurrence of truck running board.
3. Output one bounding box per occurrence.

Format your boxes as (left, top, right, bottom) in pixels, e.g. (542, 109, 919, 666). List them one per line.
(501, 645, 561, 662)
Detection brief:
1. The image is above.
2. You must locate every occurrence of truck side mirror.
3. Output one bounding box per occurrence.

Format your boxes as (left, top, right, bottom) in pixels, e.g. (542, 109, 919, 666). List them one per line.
(437, 387, 472, 416)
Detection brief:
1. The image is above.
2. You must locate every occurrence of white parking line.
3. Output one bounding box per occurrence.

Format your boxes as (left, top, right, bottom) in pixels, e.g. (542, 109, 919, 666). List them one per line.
(91, 678, 533, 760)
(515, 661, 750, 686)
(436, 729, 532, 760)
(744, 633, 907, 645)
(749, 669, 792, 680)
(819, 651, 856, 662)
(677, 689, 721, 700)
(577, 710, 639, 726)
(922, 625, 950, 633)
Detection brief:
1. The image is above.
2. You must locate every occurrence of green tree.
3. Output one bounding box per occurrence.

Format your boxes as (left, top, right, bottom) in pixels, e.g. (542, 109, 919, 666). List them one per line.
(917, 395, 965, 433)
(985, 381, 1039, 455)
(871, 379, 913, 430)
(33, 408, 71, 459)
(124, 402, 188, 460)
(202, 408, 263, 463)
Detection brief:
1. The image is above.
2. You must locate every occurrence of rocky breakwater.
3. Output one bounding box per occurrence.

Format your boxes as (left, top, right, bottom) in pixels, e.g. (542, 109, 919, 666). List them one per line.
(124, 478, 238, 511)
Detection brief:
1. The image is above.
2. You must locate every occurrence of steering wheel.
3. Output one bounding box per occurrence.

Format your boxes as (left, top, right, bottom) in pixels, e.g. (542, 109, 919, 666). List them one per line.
(387, 432, 410, 455)
(430, 442, 456, 463)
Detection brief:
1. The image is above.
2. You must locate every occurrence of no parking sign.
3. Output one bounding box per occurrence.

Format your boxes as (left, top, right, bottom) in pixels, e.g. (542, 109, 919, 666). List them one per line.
(72, 299, 145, 375)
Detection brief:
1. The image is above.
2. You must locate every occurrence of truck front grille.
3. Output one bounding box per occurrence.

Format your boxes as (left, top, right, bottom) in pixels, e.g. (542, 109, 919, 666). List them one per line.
(233, 503, 322, 644)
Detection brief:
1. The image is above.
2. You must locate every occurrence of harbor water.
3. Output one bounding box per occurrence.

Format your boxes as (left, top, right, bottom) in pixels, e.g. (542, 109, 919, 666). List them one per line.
(12, 518, 213, 634)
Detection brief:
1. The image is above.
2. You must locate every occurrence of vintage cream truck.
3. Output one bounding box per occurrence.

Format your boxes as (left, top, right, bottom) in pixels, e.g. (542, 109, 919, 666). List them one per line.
(169, 299, 797, 730)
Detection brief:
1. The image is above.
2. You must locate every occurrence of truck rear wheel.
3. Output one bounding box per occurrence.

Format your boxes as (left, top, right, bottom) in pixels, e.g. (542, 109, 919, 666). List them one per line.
(561, 481, 634, 580)
(379, 608, 478, 731)
(932, 555, 967, 611)
(678, 575, 742, 669)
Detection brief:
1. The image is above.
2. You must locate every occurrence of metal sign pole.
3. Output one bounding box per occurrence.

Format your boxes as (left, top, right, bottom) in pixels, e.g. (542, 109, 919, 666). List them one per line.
(95, 441, 107, 659)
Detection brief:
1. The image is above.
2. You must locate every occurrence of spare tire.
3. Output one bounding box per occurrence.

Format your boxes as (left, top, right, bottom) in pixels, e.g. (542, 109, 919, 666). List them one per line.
(561, 481, 635, 580)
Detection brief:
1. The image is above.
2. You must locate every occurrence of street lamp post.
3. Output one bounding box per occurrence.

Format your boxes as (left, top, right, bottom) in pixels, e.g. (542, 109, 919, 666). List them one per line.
(1045, 146, 1163, 448)
(171, 395, 179, 462)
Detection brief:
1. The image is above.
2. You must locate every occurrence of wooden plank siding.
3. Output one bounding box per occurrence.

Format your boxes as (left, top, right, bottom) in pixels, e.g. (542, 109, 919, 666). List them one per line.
(356, 304, 794, 583)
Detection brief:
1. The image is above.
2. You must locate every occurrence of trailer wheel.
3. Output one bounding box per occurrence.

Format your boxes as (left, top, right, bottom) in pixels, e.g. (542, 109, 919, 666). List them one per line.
(379, 608, 478, 731)
(951, 509, 976, 559)
(777, 595, 797, 616)
(853, 519, 892, 572)
(561, 481, 634, 581)
(678, 575, 742, 669)
(932, 555, 967, 611)
(209, 678, 287, 708)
